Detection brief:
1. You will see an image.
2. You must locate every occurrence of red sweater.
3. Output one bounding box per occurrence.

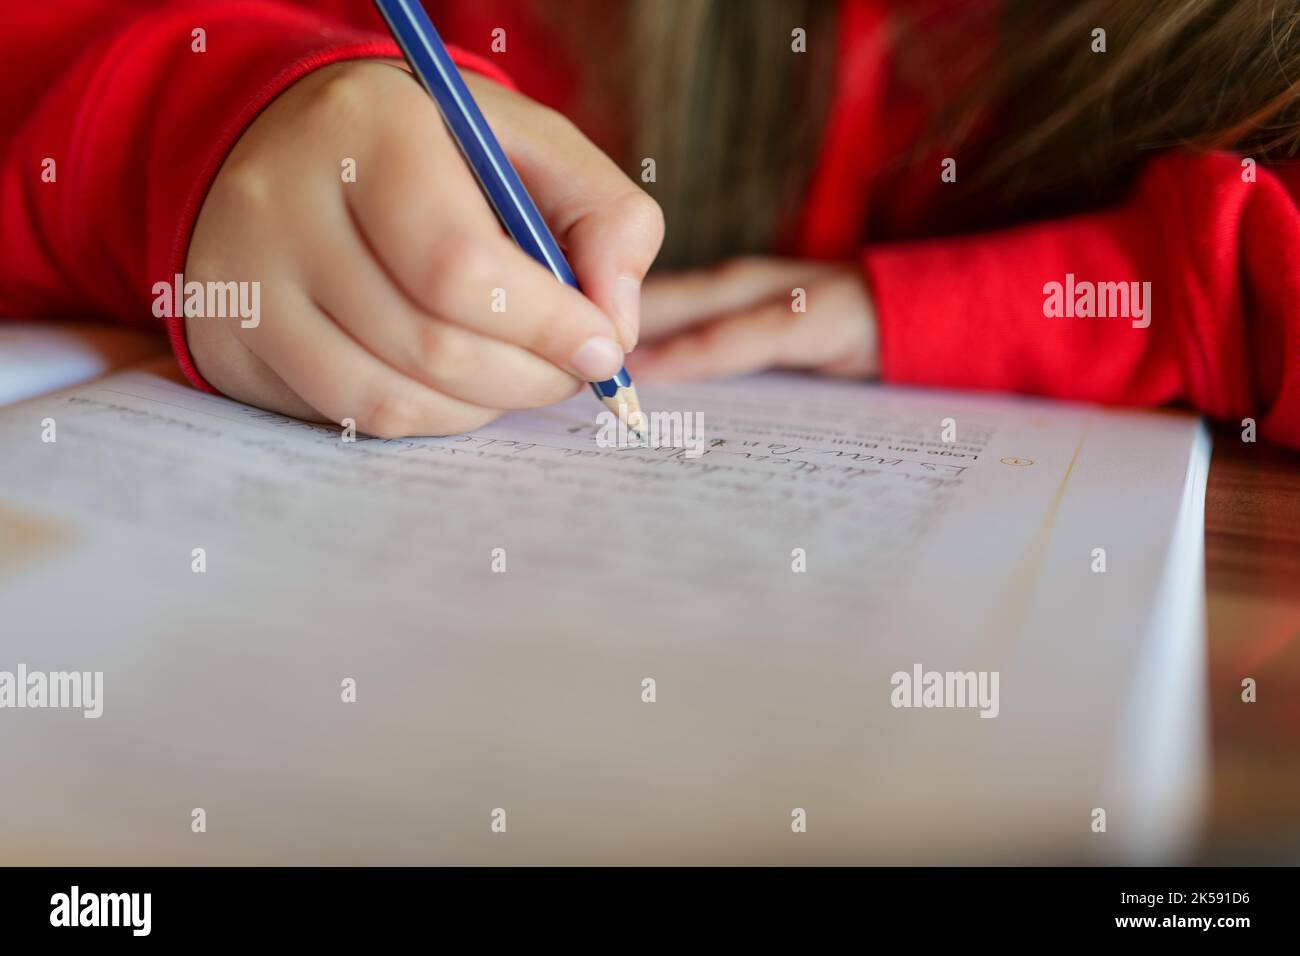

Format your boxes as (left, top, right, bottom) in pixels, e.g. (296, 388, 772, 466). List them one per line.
(4, 0, 1299, 447)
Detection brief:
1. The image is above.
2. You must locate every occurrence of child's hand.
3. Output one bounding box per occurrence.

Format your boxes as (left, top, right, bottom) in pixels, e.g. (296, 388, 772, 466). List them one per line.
(629, 258, 878, 381)
(185, 61, 663, 437)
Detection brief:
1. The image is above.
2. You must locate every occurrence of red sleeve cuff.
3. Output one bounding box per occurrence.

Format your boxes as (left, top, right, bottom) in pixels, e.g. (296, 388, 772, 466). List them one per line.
(860, 205, 1185, 409)
(860, 149, 1300, 450)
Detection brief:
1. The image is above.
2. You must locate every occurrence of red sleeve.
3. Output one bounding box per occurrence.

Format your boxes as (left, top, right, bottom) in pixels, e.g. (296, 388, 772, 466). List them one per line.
(863, 151, 1300, 448)
(0, 1, 512, 393)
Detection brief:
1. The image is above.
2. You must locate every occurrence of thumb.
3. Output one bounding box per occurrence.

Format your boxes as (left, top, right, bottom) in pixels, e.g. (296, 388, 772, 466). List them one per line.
(558, 189, 665, 352)
(480, 80, 664, 351)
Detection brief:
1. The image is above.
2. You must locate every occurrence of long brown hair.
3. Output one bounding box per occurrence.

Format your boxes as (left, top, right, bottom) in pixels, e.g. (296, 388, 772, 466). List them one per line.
(939, 0, 1300, 227)
(549, 0, 1300, 265)
(549, 0, 837, 268)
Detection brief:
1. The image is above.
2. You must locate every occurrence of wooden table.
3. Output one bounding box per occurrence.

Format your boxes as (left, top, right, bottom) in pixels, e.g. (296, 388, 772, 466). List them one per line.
(1202, 424, 1300, 862)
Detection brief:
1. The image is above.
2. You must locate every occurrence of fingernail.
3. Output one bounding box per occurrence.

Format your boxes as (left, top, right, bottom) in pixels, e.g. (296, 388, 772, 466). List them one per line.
(613, 275, 641, 351)
(568, 336, 625, 380)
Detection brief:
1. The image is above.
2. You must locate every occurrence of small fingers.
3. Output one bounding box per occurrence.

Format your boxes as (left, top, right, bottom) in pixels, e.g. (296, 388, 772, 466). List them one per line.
(247, 289, 503, 438)
(344, 84, 625, 382)
(312, 219, 582, 410)
(627, 302, 797, 382)
(629, 274, 874, 382)
(467, 75, 664, 350)
(640, 257, 839, 341)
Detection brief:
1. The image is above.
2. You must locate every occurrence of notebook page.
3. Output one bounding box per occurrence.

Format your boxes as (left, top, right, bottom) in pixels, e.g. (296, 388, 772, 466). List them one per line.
(0, 363, 1208, 863)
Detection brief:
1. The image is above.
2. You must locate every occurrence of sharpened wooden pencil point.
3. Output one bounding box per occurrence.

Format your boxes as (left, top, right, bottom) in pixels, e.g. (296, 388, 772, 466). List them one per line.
(600, 386, 646, 443)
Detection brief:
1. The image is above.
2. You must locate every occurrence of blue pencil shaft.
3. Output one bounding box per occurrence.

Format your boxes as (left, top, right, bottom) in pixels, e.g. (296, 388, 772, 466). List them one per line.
(372, 0, 635, 405)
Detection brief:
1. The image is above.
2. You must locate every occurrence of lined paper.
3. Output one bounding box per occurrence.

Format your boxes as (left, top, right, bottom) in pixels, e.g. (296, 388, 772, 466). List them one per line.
(0, 363, 1209, 863)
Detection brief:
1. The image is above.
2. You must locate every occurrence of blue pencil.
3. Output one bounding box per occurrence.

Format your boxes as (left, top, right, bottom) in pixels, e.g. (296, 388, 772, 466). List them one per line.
(372, 0, 644, 430)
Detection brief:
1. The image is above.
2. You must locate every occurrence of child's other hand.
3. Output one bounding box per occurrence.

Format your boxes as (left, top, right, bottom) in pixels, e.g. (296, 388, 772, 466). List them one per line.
(185, 61, 663, 437)
(629, 258, 877, 382)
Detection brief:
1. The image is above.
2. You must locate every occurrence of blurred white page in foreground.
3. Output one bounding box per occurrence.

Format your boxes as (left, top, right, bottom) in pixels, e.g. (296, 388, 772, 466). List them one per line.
(0, 363, 1209, 864)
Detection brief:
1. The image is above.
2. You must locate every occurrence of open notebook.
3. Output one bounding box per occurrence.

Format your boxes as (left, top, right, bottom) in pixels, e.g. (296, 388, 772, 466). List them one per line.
(0, 330, 1210, 864)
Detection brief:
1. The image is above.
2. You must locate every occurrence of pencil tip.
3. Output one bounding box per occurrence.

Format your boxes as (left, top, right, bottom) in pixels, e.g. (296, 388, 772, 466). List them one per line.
(599, 385, 647, 446)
